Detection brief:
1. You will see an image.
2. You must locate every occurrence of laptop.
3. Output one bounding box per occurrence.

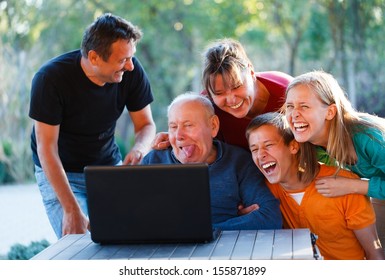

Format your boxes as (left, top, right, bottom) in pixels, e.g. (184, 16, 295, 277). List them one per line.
(84, 163, 217, 244)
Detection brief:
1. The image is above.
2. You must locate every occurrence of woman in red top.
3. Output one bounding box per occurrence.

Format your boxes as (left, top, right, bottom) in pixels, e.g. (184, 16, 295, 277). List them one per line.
(201, 38, 292, 149)
(153, 38, 292, 151)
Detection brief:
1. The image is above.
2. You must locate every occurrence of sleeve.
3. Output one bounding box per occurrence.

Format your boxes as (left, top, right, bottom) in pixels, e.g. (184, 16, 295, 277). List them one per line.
(353, 131, 385, 199)
(29, 72, 63, 125)
(344, 194, 376, 230)
(214, 159, 283, 230)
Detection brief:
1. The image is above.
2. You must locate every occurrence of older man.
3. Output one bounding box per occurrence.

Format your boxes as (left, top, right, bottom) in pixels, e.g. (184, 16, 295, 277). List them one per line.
(142, 93, 282, 230)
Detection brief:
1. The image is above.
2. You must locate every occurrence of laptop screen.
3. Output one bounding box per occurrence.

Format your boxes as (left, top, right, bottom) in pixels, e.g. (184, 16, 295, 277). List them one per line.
(84, 163, 214, 244)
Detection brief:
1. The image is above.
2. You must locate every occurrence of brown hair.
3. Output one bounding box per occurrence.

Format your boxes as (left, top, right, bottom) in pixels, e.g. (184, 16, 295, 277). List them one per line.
(202, 38, 252, 97)
(81, 13, 143, 61)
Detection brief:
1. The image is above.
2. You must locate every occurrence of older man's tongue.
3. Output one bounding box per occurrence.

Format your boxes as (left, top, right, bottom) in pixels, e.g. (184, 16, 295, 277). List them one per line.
(181, 145, 196, 158)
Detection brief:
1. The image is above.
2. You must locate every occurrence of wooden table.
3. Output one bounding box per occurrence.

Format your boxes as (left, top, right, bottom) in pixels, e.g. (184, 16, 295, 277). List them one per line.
(32, 229, 316, 260)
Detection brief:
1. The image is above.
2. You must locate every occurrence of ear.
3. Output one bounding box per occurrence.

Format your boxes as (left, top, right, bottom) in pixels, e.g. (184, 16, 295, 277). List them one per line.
(289, 139, 300, 155)
(87, 50, 100, 66)
(210, 115, 220, 138)
(325, 104, 337, 120)
(248, 65, 255, 79)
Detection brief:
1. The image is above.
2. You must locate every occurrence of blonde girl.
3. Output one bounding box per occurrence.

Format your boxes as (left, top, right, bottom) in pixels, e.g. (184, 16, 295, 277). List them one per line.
(284, 70, 385, 200)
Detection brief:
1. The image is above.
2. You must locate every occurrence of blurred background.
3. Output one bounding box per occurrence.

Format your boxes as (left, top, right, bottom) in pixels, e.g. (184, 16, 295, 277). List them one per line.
(1, 0, 385, 185)
(0, 0, 385, 258)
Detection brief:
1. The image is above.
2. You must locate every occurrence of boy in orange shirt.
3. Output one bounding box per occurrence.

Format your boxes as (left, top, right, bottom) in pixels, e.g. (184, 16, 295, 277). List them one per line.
(245, 112, 384, 260)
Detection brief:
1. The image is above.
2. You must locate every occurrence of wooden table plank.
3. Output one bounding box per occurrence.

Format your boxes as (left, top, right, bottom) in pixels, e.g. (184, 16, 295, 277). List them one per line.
(272, 229, 293, 260)
(210, 230, 239, 260)
(109, 245, 140, 259)
(148, 244, 178, 259)
(90, 244, 122, 260)
(51, 234, 95, 260)
(292, 228, 315, 260)
(31, 229, 316, 260)
(251, 230, 274, 259)
(129, 244, 160, 259)
(230, 230, 257, 260)
(69, 237, 101, 260)
(32, 234, 83, 260)
(169, 244, 197, 260)
(189, 235, 220, 260)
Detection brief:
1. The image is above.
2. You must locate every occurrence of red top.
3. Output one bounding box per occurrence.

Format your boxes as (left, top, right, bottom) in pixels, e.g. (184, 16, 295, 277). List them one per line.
(207, 71, 293, 150)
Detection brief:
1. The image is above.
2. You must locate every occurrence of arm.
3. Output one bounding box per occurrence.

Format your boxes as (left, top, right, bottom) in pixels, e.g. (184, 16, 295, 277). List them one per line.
(34, 121, 88, 236)
(316, 131, 385, 199)
(315, 176, 369, 197)
(123, 104, 156, 165)
(353, 224, 385, 260)
(214, 195, 281, 230)
(216, 164, 282, 230)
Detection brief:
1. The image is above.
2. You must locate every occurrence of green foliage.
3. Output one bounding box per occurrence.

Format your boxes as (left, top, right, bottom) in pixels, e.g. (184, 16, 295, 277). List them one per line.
(0, 140, 14, 183)
(7, 239, 50, 260)
(299, 5, 331, 61)
(0, 138, 35, 184)
(1, 0, 385, 183)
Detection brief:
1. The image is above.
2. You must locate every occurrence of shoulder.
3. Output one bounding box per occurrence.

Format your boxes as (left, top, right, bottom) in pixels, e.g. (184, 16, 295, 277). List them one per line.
(256, 71, 294, 86)
(35, 50, 81, 81)
(218, 140, 250, 156)
(351, 126, 385, 156)
(318, 164, 359, 179)
(217, 141, 255, 166)
(352, 126, 384, 142)
(39, 50, 80, 71)
(142, 148, 174, 164)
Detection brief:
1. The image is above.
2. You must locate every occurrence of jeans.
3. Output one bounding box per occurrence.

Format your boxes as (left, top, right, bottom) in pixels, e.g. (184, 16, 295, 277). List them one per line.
(34, 165, 88, 239)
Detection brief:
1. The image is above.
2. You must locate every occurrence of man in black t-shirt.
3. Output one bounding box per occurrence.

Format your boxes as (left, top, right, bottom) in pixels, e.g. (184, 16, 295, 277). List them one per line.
(29, 13, 156, 239)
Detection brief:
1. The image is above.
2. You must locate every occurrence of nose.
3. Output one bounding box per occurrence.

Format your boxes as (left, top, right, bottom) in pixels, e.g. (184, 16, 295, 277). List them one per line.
(225, 90, 236, 104)
(288, 106, 300, 119)
(124, 59, 134, 71)
(175, 127, 185, 140)
(257, 148, 267, 160)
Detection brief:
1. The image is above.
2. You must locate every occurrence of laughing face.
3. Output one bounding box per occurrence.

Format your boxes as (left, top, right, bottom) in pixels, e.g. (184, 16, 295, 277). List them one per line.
(248, 124, 299, 185)
(92, 39, 136, 85)
(168, 100, 219, 164)
(285, 84, 336, 147)
(210, 70, 255, 119)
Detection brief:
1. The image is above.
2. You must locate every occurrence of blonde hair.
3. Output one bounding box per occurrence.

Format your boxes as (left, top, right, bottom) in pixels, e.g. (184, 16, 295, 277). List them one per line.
(285, 70, 385, 169)
(246, 112, 318, 185)
(202, 38, 252, 97)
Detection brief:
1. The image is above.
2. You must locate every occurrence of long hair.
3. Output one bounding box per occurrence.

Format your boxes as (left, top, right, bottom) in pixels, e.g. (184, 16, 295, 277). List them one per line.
(202, 38, 252, 98)
(246, 112, 319, 185)
(81, 13, 143, 61)
(285, 70, 385, 169)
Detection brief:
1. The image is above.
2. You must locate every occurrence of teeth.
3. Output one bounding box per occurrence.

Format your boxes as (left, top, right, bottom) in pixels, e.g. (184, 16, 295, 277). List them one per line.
(230, 100, 243, 109)
(294, 122, 307, 128)
(262, 162, 276, 169)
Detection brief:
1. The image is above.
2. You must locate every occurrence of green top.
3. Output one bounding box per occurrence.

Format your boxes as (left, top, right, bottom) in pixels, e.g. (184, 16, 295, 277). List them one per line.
(316, 127, 385, 200)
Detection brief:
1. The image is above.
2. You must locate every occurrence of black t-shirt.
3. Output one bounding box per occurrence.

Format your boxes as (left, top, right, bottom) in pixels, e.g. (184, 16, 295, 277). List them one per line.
(29, 50, 154, 172)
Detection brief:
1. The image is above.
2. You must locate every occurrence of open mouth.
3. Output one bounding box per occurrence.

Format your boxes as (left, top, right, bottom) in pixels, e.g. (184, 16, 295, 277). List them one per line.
(229, 100, 244, 109)
(179, 145, 195, 158)
(293, 122, 308, 132)
(261, 161, 276, 175)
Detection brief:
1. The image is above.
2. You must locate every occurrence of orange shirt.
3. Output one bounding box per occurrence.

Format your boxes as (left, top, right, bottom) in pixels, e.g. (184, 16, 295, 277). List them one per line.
(267, 165, 376, 260)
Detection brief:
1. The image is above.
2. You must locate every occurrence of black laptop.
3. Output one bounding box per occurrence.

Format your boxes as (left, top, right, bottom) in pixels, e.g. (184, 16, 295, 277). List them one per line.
(84, 163, 216, 244)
